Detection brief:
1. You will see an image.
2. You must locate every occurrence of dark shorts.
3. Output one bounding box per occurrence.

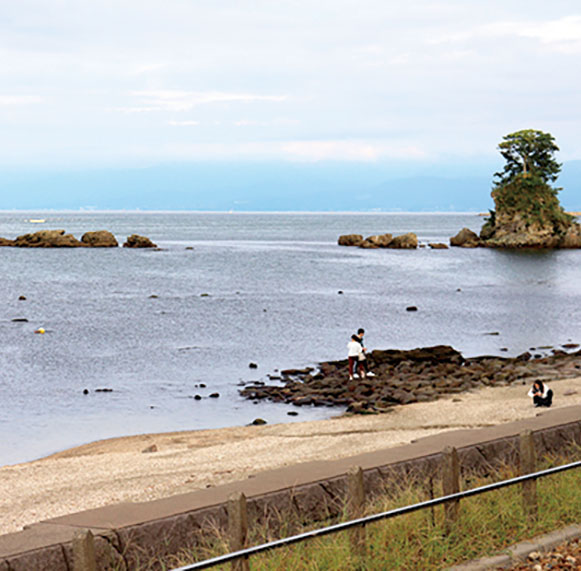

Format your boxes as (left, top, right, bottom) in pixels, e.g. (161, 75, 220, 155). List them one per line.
(533, 389, 553, 407)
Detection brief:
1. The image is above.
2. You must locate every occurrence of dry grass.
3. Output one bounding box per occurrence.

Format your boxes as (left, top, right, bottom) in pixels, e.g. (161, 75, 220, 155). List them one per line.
(158, 446, 581, 571)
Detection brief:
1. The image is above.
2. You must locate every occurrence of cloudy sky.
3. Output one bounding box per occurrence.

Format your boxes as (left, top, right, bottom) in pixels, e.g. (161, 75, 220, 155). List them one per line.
(1, 1, 580, 208)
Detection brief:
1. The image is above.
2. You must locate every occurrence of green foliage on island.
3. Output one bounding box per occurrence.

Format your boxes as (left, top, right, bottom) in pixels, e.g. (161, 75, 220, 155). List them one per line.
(482, 129, 575, 244)
(495, 129, 562, 186)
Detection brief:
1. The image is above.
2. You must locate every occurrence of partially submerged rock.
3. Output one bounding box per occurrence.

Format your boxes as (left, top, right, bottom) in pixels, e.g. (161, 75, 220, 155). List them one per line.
(81, 230, 119, 248)
(359, 233, 393, 248)
(338, 234, 364, 246)
(389, 232, 418, 249)
(123, 234, 158, 248)
(339, 232, 418, 249)
(14, 230, 83, 248)
(450, 228, 481, 248)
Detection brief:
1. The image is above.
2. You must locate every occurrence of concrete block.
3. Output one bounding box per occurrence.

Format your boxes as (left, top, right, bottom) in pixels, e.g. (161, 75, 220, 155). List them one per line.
(61, 532, 126, 571)
(6, 544, 68, 571)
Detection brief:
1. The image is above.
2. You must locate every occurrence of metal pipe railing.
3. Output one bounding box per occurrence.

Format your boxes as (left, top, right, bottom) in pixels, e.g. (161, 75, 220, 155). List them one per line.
(172, 459, 581, 570)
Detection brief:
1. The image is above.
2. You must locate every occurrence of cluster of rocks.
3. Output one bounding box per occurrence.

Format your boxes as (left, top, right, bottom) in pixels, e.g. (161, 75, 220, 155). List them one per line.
(449, 226, 581, 249)
(482, 217, 581, 248)
(0, 230, 157, 248)
(339, 218, 581, 252)
(338, 232, 448, 250)
(240, 344, 581, 414)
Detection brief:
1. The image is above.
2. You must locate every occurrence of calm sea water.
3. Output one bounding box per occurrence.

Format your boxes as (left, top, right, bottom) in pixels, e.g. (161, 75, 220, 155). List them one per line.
(1, 211, 581, 466)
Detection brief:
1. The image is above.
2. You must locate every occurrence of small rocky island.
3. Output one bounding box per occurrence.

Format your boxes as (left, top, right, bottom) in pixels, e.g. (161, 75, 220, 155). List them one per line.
(451, 130, 581, 249)
(0, 230, 157, 248)
(340, 130, 581, 250)
(479, 130, 581, 248)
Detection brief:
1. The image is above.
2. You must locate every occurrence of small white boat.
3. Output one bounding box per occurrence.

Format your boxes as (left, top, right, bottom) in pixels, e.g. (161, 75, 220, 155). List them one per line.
(28, 219, 46, 223)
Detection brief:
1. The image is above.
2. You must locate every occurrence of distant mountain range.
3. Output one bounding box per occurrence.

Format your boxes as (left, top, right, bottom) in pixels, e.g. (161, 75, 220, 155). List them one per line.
(1, 160, 580, 212)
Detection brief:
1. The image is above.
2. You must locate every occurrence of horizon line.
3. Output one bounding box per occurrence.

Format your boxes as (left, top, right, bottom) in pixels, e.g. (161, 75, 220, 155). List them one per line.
(0, 209, 486, 216)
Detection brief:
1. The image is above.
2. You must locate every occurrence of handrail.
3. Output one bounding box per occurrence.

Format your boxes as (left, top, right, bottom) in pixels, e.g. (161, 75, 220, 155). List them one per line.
(171, 460, 581, 570)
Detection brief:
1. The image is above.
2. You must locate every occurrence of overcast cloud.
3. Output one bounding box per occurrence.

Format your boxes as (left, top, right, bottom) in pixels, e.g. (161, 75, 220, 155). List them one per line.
(1, 0, 581, 167)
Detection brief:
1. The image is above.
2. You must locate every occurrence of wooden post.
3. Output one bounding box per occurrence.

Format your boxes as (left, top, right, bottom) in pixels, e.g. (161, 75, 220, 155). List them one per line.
(347, 466, 366, 558)
(520, 430, 537, 523)
(228, 492, 249, 571)
(442, 446, 460, 533)
(428, 475, 436, 527)
(72, 529, 97, 571)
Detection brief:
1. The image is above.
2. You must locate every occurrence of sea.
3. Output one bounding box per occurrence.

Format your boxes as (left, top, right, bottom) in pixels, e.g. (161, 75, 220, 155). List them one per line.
(2, 211, 581, 467)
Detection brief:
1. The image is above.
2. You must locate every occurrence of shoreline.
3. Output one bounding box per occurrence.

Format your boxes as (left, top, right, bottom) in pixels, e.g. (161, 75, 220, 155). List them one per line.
(1, 376, 581, 536)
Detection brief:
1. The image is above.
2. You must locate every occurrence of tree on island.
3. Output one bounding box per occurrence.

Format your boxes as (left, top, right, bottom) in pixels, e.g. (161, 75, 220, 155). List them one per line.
(494, 129, 561, 186)
(480, 129, 580, 248)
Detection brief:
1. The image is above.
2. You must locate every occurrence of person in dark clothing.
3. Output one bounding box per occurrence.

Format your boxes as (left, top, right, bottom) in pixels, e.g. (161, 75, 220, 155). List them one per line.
(527, 380, 553, 407)
(354, 328, 375, 377)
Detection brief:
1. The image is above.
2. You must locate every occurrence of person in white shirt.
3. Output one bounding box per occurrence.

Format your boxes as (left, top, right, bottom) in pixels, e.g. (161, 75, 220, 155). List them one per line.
(347, 335, 365, 380)
(527, 380, 553, 407)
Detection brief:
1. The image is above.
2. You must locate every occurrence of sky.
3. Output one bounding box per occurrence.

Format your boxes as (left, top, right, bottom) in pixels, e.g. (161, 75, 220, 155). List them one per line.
(1, 1, 581, 210)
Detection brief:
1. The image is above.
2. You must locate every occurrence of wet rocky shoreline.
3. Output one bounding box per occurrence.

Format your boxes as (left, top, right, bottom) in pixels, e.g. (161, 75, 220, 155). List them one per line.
(240, 344, 581, 414)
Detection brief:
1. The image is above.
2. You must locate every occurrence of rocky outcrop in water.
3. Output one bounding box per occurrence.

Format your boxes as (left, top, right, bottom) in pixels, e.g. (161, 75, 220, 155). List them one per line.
(0, 230, 156, 249)
(450, 228, 481, 248)
(390, 232, 418, 249)
(359, 233, 393, 248)
(481, 211, 569, 248)
(12, 230, 84, 248)
(240, 344, 581, 414)
(338, 234, 364, 246)
(123, 234, 158, 248)
(449, 219, 581, 249)
(81, 230, 119, 248)
(338, 232, 418, 249)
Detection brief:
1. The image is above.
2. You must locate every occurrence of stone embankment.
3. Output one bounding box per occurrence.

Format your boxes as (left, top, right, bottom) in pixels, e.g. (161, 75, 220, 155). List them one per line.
(240, 344, 581, 414)
(0, 230, 157, 248)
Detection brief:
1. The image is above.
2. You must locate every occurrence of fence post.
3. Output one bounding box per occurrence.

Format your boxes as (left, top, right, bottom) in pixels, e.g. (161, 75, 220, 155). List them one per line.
(442, 446, 460, 533)
(520, 429, 537, 523)
(347, 465, 366, 558)
(72, 529, 97, 571)
(228, 492, 250, 571)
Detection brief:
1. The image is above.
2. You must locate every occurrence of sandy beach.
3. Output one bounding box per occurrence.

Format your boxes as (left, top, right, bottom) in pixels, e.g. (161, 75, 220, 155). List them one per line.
(1, 376, 580, 536)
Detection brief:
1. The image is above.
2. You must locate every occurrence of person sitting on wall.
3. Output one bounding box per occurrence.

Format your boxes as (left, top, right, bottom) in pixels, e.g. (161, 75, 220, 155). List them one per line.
(527, 380, 553, 407)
